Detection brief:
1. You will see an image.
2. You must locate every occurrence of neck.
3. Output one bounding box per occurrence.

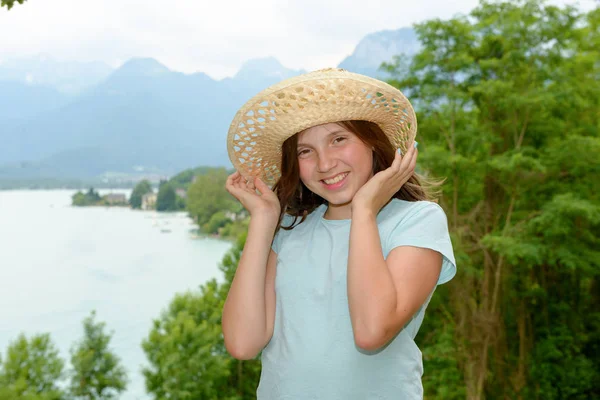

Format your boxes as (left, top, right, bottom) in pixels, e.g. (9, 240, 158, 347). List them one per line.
(323, 201, 352, 220)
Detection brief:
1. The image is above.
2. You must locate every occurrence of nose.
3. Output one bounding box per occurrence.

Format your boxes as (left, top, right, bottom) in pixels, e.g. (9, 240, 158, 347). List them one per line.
(316, 150, 337, 173)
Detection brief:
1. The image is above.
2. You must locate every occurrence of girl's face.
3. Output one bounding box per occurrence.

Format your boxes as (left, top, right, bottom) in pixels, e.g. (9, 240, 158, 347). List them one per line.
(296, 123, 374, 217)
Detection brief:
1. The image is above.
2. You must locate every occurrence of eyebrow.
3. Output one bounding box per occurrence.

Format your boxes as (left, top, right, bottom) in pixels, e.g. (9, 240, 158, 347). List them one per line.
(297, 129, 347, 147)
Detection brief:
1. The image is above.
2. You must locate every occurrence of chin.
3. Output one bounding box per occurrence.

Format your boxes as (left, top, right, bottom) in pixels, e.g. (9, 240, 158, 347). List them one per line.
(319, 191, 355, 206)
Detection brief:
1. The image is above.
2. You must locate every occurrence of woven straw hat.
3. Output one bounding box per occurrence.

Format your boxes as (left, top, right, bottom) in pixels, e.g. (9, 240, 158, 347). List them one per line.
(226, 68, 417, 186)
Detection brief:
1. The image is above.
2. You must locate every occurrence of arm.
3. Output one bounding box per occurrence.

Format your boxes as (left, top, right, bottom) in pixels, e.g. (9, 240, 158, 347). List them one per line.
(221, 172, 279, 360)
(347, 209, 442, 351)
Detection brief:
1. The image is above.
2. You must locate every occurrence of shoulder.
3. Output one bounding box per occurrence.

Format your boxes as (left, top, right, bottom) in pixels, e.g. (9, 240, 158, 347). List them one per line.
(379, 199, 457, 285)
(378, 199, 447, 227)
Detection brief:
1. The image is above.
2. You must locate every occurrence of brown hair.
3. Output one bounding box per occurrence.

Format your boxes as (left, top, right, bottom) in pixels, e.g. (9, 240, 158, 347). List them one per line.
(271, 120, 443, 231)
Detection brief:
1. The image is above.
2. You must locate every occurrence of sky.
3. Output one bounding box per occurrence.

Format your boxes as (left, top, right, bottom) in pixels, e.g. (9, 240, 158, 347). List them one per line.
(0, 0, 596, 80)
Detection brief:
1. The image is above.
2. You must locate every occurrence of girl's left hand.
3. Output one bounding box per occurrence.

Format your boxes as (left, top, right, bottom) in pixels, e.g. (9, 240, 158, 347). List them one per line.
(352, 141, 418, 215)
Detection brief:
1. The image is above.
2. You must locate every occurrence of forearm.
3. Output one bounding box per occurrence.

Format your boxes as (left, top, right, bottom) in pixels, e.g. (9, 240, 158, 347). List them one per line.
(222, 215, 276, 357)
(347, 208, 397, 348)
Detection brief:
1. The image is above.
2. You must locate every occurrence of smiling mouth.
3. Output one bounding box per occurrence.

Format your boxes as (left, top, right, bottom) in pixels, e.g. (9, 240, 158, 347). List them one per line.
(321, 172, 349, 185)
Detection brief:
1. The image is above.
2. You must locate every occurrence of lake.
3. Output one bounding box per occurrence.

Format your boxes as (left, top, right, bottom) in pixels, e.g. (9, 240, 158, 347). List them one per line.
(0, 189, 232, 400)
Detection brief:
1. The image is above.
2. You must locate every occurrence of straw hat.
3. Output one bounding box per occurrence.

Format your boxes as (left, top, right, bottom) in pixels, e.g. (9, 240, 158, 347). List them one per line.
(226, 68, 417, 186)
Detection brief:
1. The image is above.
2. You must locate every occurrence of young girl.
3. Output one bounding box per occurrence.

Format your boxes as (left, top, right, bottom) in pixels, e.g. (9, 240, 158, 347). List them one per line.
(221, 68, 456, 399)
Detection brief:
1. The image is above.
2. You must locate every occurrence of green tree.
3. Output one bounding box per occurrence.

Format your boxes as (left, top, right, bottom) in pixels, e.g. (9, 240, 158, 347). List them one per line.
(129, 180, 153, 209)
(186, 168, 240, 227)
(68, 310, 128, 400)
(156, 180, 177, 212)
(382, 0, 599, 398)
(168, 166, 221, 189)
(72, 188, 102, 206)
(0, 333, 65, 400)
(1, 0, 26, 10)
(202, 210, 233, 235)
(142, 233, 260, 399)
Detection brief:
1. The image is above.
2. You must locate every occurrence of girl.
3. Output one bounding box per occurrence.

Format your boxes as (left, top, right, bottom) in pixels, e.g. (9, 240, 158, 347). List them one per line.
(222, 68, 456, 399)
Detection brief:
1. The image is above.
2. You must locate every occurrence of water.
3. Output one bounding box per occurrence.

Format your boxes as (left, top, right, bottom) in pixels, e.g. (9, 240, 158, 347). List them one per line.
(0, 189, 232, 399)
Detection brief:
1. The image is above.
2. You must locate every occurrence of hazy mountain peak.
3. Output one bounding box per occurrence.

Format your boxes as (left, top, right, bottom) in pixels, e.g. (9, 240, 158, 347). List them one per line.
(234, 57, 304, 80)
(338, 27, 419, 78)
(113, 57, 171, 77)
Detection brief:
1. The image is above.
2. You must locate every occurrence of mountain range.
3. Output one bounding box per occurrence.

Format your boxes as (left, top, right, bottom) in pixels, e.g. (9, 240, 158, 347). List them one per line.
(0, 27, 420, 185)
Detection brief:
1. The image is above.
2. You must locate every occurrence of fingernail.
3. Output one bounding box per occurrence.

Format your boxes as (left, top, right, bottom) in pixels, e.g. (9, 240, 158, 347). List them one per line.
(414, 141, 419, 148)
(397, 148, 403, 155)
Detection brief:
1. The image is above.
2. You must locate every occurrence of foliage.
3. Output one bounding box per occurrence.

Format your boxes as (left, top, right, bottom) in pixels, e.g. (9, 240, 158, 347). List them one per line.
(68, 310, 128, 400)
(186, 168, 242, 231)
(382, 0, 600, 398)
(0, 333, 65, 400)
(129, 180, 153, 209)
(168, 167, 232, 189)
(142, 233, 261, 399)
(1, 0, 25, 10)
(156, 180, 179, 212)
(72, 188, 102, 207)
(71, 188, 127, 207)
(202, 210, 232, 234)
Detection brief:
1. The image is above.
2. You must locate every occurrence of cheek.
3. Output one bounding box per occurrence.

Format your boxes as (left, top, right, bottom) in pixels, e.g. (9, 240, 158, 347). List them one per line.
(298, 159, 313, 183)
(343, 147, 373, 175)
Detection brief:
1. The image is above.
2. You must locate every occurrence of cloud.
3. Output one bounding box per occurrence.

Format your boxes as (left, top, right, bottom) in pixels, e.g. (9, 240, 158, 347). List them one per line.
(0, 0, 596, 79)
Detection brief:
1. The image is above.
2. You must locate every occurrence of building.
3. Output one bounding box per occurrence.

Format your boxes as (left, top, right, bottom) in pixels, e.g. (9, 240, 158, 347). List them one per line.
(104, 193, 127, 205)
(142, 192, 157, 210)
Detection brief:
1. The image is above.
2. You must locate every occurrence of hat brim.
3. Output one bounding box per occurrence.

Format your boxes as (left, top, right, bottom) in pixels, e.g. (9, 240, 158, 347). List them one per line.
(227, 68, 417, 186)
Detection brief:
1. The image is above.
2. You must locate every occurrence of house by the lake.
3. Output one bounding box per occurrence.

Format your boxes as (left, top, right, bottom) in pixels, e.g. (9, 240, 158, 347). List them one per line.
(105, 193, 127, 205)
(142, 192, 157, 210)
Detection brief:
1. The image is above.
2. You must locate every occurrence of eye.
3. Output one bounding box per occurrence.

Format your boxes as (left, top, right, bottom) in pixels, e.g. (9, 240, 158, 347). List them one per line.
(297, 149, 310, 157)
(333, 136, 346, 144)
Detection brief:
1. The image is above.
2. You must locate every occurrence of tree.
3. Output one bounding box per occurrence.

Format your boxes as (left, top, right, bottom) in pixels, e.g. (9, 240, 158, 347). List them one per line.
(1, 0, 26, 10)
(129, 180, 153, 209)
(141, 282, 233, 399)
(0, 333, 65, 400)
(186, 168, 240, 227)
(382, 0, 599, 398)
(68, 310, 128, 400)
(142, 232, 260, 399)
(156, 180, 177, 212)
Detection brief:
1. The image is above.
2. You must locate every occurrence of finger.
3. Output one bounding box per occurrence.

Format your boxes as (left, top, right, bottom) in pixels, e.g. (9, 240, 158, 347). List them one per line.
(226, 171, 240, 187)
(242, 182, 257, 195)
(391, 148, 403, 171)
(254, 177, 273, 196)
(226, 182, 248, 201)
(397, 145, 418, 184)
(233, 174, 245, 191)
(400, 142, 417, 171)
(246, 177, 256, 192)
(406, 143, 418, 170)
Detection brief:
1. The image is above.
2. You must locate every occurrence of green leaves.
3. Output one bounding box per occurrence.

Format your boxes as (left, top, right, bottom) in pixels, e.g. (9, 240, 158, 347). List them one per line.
(0, 333, 65, 400)
(1, 0, 26, 10)
(129, 180, 153, 209)
(68, 310, 128, 400)
(384, 0, 600, 397)
(141, 236, 260, 400)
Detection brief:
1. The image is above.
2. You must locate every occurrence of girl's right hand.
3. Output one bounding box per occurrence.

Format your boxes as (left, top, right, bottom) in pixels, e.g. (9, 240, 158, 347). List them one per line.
(225, 171, 281, 223)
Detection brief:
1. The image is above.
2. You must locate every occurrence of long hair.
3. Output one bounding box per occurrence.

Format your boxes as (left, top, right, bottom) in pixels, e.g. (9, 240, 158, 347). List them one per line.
(271, 120, 443, 231)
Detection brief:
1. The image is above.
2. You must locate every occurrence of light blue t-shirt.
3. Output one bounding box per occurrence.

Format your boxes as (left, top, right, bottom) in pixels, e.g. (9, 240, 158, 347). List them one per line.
(257, 199, 457, 400)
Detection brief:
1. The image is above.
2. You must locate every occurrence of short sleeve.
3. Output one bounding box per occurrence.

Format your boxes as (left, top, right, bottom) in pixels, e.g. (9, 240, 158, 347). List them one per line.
(384, 202, 457, 285)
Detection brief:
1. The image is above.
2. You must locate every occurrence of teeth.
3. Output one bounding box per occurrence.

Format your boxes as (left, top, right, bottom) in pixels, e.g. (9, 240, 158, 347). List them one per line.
(323, 173, 348, 185)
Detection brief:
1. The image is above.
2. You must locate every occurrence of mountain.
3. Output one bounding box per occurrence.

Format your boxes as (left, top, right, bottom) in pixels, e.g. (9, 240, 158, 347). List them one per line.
(338, 28, 420, 79)
(0, 28, 420, 185)
(0, 57, 306, 182)
(0, 54, 114, 95)
(0, 81, 71, 120)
